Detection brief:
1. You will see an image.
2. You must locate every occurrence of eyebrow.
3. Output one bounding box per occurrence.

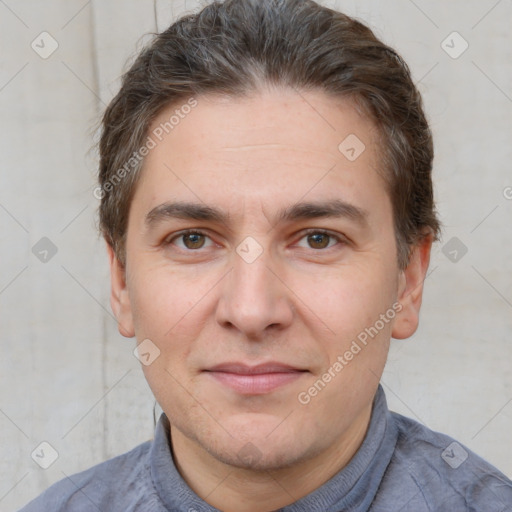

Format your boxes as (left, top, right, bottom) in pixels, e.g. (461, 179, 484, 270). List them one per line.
(145, 199, 369, 229)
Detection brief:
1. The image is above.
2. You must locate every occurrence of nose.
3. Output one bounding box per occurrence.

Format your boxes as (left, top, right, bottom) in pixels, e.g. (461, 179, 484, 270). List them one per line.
(215, 245, 294, 339)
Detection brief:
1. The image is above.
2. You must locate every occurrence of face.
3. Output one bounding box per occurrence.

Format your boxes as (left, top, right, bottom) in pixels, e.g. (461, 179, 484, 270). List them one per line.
(109, 87, 430, 471)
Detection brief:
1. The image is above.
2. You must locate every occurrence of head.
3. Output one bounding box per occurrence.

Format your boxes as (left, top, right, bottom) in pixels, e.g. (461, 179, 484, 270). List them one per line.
(100, 0, 439, 473)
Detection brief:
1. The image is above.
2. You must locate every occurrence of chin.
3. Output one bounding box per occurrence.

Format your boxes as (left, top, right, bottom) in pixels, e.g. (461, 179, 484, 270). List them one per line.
(198, 414, 321, 472)
(209, 439, 313, 472)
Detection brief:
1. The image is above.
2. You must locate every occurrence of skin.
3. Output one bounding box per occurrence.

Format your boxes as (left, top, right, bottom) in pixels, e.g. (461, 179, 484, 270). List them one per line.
(108, 86, 432, 512)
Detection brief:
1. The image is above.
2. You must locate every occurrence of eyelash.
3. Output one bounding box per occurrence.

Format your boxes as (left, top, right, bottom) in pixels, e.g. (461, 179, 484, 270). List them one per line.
(166, 228, 346, 252)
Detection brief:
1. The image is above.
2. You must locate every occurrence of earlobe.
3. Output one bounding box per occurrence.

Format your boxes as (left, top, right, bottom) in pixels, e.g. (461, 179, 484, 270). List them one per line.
(392, 234, 433, 340)
(107, 243, 135, 338)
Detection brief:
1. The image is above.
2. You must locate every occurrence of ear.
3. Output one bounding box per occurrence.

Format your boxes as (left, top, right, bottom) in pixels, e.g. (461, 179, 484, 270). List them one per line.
(107, 243, 135, 338)
(392, 234, 433, 340)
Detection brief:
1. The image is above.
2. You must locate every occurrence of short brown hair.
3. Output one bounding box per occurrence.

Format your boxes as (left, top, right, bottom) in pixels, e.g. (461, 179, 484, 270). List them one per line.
(98, 0, 440, 268)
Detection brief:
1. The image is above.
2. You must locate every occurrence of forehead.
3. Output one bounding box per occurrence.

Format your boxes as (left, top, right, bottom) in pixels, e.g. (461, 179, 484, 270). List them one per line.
(147, 88, 378, 162)
(132, 88, 388, 223)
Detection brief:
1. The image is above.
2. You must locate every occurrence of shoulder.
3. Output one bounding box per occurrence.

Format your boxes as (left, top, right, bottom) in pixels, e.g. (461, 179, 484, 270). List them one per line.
(379, 411, 512, 511)
(19, 440, 164, 512)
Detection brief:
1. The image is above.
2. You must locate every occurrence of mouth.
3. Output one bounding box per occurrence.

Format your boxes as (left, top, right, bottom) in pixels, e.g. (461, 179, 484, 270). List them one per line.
(203, 362, 308, 394)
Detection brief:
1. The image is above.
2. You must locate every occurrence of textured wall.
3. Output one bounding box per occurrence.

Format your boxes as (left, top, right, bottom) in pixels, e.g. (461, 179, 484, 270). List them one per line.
(1, 1, 511, 510)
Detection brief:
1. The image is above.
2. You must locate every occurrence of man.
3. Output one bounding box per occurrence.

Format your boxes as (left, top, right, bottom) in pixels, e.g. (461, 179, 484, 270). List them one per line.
(20, 0, 512, 510)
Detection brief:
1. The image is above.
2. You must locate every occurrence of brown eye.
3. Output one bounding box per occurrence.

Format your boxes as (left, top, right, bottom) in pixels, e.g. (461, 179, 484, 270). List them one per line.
(182, 232, 206, 249)
(168, 230, 213, 251)
(295, 230, 345, 251)
(307, 232, 331, 249)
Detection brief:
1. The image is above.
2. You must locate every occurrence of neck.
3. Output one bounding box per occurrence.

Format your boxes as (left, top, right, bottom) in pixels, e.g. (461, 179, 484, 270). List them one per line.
(170, 404, 372, 512)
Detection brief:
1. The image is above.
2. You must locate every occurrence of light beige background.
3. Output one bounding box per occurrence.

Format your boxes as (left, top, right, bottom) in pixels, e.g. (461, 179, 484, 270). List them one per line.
(1, 0, 511, 509)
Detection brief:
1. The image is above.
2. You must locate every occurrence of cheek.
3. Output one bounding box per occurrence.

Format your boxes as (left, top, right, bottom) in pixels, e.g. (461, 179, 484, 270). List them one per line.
(129, 265, 206, 338)
(299, 264, 396, 337)
(298, 267, 396, 388)
(128, 267, 215, 390)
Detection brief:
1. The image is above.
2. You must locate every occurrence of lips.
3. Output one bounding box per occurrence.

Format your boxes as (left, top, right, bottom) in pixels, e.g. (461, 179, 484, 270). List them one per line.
(204, 362, 307, 394)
